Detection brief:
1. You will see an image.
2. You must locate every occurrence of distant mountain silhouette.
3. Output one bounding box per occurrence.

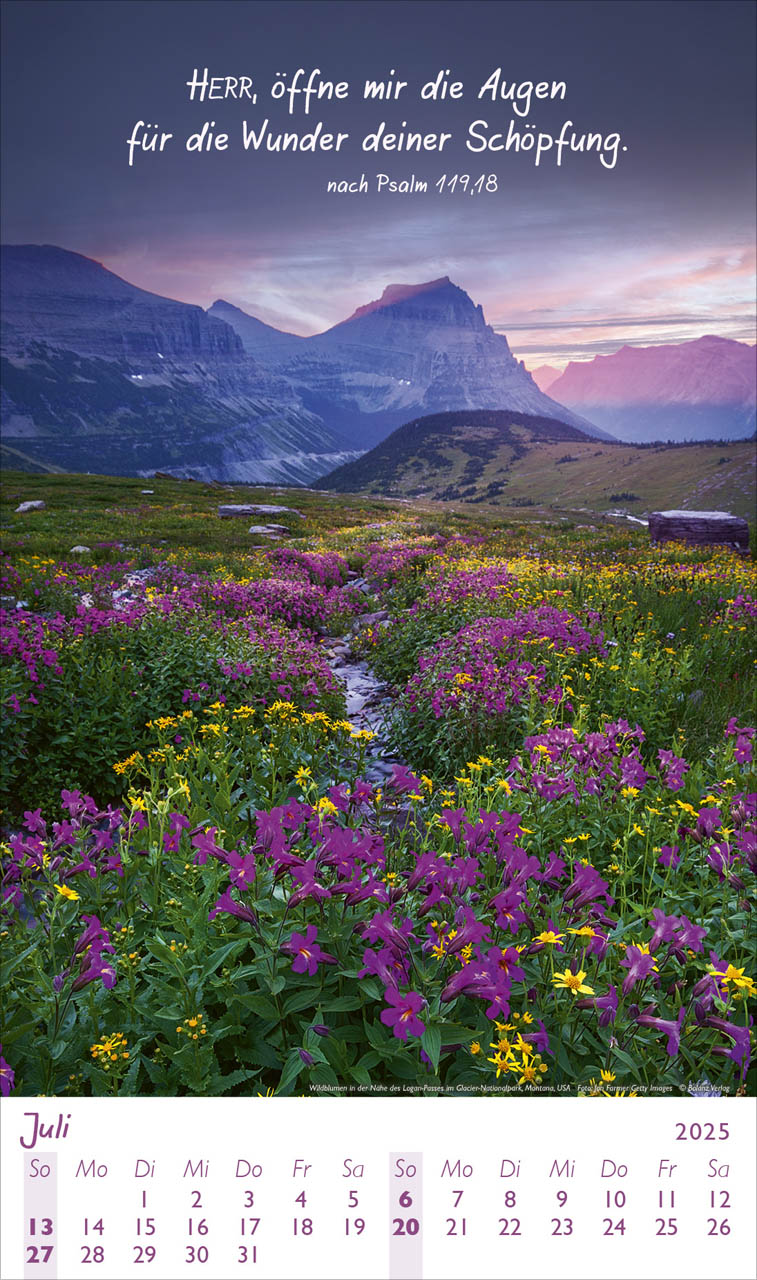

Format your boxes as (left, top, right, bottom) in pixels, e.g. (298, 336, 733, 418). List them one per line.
(528, 364, 561, 392)
(545, 336, 756, 442)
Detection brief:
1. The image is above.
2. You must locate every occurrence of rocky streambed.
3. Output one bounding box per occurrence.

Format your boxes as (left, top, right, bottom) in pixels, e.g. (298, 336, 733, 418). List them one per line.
(321, 621, 403, 785)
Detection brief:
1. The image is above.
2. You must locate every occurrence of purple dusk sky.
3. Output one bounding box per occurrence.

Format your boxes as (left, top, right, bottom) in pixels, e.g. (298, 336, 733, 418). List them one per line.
(1, 0, 755, 368)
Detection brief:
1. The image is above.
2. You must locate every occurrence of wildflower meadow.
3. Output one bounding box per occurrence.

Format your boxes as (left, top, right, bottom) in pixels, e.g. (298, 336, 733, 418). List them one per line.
(1, 474, 754, 1099)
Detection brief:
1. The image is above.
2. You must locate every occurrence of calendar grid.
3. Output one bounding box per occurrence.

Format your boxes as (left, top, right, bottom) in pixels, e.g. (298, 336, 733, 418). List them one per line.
(2, 1098, 756, 1280)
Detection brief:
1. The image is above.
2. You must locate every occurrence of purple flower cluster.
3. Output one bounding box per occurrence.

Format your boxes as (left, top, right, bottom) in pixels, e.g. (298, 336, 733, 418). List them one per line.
(3, 792, 125, 909)
(725, 718, 754, 767)
(407, 606, 605, 721)
(1, 610, 64, 697)
(267, 548, 350, 588)
(412, 563, 516, 611)
(150, 565, 365, 633)
(517, 720, 657, 800)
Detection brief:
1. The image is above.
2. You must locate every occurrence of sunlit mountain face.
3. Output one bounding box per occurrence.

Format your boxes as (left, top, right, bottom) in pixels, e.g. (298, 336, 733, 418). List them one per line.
(538, 336, 756, 442)
(1, 246, 611, 481)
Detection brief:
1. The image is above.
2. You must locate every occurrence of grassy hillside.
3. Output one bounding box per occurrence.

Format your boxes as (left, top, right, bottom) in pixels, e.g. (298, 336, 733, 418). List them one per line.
(321, 410, 755, 520)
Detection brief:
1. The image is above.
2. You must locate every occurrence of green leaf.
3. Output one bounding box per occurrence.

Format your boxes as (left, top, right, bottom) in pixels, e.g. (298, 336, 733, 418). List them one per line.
(212, 1068, 258, 1094)
(0, 1019, 39, 1047)
(0, 940, 41, 988)
(232, 993, 280, 1020)
(211, 1023, 245, 1043)
(200, 940, 247, 982)
(231, 964, 266, 982)
(284, 988, 319, 1017)
(145, 939, 180, 968)
(322, 994, 364, 1012)
(434, 1022, 479, 1042)
(236, 1041, 282, 1070)
(421, 1024, 442, 1072)
(364, 1020, 387, 1051)
(309, 1062, 340, 1087)
(277, 1051, 305, 1096)
(610, 1047, 643, 1083)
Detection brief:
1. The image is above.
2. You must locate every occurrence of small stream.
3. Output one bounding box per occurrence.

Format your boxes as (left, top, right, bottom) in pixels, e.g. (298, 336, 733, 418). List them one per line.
(321, 625, 404, 785)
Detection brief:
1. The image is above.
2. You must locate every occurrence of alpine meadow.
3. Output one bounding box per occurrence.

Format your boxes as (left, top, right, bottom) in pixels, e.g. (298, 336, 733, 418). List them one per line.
(1, 474, 754, 1099)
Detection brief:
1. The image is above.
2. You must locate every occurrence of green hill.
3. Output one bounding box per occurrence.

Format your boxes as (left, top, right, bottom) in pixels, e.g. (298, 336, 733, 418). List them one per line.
(320, 410, 755, 520)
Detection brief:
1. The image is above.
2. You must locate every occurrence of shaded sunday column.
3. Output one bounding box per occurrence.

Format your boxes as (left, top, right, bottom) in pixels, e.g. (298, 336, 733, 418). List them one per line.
(24, 1151, 57, 1279)
(390, 1151, 422, 1279)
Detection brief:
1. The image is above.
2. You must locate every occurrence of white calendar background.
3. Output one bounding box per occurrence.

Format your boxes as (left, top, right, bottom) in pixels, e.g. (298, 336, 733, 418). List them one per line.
(1, 1097, 755, 1280)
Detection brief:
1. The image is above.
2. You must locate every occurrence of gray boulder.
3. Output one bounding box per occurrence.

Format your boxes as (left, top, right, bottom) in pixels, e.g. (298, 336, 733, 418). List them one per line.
(218, 503, 303, 519)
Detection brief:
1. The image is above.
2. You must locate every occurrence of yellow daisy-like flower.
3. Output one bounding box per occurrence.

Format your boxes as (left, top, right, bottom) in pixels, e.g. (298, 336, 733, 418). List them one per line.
(487, 1051, 514, 1079)
(534, 930, 564, 946)
(55, 884, 79, 901)
(552, 968, 595, 996)
(709, 964, 755, 994)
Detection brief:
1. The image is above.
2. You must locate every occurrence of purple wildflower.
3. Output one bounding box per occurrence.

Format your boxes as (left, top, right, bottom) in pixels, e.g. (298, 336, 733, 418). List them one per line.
(636, 1006, 686, 1057)
(380, 988, 426, 1041)
(658, 845, 680, 869)
(360, 910, 415, 955)
(190, 826, 227, 865)
(226, 850, 257, 890)
(208, 889, 257, 926)
(674, 916, 707, 953)
(0, 1046, 15, 1097)
(706, 1015, 753, 1080)
(576, 984, 618, 1026)
(648, 909, 680, 952)
(282, 925, 336, 976)
(358, 945, 409, 989)
(620, 944, 657, 995)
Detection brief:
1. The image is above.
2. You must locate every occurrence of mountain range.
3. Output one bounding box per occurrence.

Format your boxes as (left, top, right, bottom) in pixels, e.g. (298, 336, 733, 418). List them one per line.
(210, 275, 604, 442)
(0, 247, 603, 482)
(533, 336, 756, 442)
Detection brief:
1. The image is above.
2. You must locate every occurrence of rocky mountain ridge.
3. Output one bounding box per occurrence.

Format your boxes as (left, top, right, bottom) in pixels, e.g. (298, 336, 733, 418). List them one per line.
(2, 245, 604, 480)
(213, 275, 610, 444)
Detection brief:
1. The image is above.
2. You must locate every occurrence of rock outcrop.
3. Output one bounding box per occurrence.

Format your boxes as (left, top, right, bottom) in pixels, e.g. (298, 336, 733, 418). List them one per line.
(649, 509, 749, 553)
